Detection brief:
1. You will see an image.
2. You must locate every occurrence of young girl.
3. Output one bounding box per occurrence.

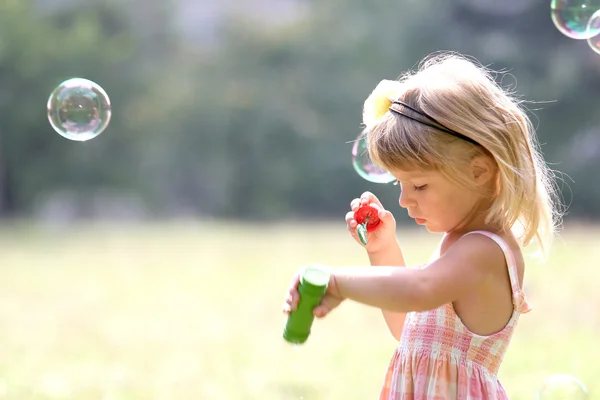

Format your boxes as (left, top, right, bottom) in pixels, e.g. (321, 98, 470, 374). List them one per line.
(282, 52, 562, 399)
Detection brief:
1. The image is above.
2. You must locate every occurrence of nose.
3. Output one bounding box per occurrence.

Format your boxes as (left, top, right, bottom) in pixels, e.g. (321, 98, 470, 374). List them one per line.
(398, 189, 415, 209)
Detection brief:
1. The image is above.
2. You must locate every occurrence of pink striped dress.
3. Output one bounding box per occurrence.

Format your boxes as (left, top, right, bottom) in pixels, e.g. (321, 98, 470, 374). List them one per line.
(379, 231, 531, 400)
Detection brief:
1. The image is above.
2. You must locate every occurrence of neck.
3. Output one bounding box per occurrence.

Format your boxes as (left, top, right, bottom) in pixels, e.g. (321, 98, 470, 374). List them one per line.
(447, 199, 503, 237)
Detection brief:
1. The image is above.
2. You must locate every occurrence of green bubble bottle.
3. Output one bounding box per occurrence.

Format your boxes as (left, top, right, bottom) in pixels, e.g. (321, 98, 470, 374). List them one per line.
(283, 265, 330, 345)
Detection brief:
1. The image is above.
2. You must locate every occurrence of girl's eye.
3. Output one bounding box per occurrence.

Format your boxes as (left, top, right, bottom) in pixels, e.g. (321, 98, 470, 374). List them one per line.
(392, 181, 426, 191)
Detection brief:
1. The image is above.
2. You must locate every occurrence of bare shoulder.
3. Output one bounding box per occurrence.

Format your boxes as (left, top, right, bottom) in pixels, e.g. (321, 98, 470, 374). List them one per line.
(417, 231, 515, 309)
(447, 231, 525, 286)
(424, 232, 509, 282)
(442, 232, 506, 267)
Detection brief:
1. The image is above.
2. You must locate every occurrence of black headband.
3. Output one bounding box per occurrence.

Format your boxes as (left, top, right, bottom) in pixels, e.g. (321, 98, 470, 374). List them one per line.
(389, 100, 479, 146)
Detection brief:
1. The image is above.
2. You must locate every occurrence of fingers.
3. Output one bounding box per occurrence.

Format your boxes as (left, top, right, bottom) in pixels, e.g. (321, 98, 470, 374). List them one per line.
(284, 270, 343, 318)
(351, 192, 384, 211)
(378, 208, 393, 221)
(359, 191, 383, 208)
(352, 197, 392, 223)
(365, 202, 388, 220)
(348, 193, 383, 239)
(282, 293, 292, 314)
(282, 292, 298, 314)
(313, 295, 342, 318)
(345, 211, 357, 230)
(282, 270, 301, 314)
(351, 192, 384, 212)
(313, 304, 328, 318)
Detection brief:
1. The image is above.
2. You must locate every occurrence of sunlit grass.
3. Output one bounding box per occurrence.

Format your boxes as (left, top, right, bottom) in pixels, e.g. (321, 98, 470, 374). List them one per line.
(0, 220, 596, 399)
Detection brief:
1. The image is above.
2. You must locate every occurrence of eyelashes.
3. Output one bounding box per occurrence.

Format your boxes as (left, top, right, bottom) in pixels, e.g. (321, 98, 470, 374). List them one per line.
(392, 181, 428, 191)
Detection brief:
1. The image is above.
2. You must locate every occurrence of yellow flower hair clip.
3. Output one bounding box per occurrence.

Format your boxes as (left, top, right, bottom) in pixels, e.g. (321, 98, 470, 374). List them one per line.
(362, 80, 403, 128)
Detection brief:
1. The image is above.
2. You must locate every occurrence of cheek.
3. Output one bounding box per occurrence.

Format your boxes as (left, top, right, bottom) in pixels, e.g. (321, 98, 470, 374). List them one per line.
(422, 192, 445, 210)
(445, 194, 475, 216)
(426, 192, 469, 219)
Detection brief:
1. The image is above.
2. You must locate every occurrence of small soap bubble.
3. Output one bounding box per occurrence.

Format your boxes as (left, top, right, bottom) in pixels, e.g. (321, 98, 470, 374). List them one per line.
(351, 134, 395, 184)
(551, 0, 600, 39)
(587, 9, 600, 53)
(47, 78, 111, 141)
(538, 374, 588, 400)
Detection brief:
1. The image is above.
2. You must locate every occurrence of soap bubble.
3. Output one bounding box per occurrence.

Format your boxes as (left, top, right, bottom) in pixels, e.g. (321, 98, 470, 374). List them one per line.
(47, 78, 111, 142)
(538, 374, 588, 400)
(551, 0, 600, 39)
(587, 9, 600, 53)
(351, 134, 396, 184)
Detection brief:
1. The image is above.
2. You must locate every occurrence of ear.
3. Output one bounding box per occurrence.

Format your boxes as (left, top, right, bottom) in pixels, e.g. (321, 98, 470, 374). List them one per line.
(470, 155, 495, 187)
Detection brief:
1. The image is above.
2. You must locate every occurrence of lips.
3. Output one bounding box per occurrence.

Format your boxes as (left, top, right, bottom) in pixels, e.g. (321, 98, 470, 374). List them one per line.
(409, 214, 426, 224)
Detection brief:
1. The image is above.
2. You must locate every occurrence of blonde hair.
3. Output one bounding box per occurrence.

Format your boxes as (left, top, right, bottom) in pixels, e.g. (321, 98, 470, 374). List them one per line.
(362, 52, 562, 256)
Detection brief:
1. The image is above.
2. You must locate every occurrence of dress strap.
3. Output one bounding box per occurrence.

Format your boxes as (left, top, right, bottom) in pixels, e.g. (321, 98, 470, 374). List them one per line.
(463, 230, 532, 314)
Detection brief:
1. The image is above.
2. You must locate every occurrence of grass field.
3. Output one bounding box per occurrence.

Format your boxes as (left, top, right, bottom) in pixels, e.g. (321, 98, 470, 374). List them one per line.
(0, 220, 597, 399)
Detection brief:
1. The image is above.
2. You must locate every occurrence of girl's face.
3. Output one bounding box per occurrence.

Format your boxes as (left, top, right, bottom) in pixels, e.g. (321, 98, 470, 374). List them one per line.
(392, 169, 483, 234)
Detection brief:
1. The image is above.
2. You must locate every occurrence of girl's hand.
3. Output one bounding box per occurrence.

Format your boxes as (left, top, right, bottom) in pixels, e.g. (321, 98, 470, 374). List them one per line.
(345, 191, 397, 254)
(282, 267, 344, 318)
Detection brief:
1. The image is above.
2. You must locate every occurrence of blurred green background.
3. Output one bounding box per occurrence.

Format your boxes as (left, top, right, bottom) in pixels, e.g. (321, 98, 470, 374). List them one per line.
(0, 0, 598, 399)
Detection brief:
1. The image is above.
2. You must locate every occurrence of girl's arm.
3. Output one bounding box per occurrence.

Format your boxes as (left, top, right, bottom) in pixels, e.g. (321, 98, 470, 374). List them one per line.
(368, 242, 407, 342)
(331, 234, 502, 313)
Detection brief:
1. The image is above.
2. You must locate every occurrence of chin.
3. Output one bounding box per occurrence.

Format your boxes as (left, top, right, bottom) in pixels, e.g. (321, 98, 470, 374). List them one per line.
(426, 227, 443, 234)
(423, 224, 444, 234)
